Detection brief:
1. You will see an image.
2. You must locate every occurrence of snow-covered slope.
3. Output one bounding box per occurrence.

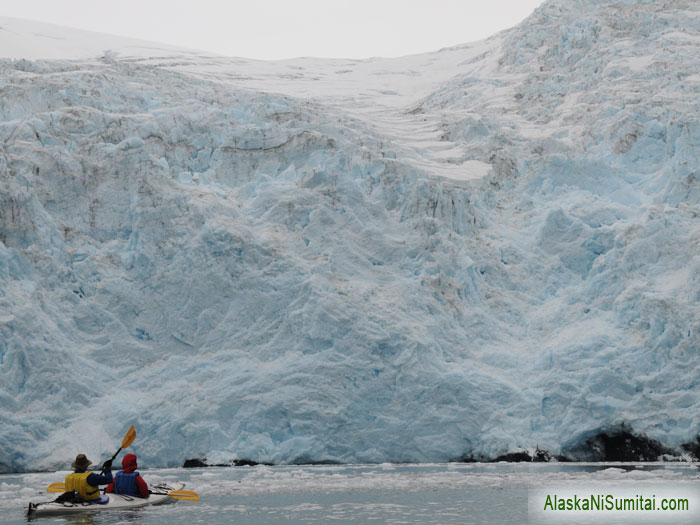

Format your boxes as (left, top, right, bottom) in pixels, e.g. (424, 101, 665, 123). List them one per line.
(1, 0, 699, 472)
(0, 16, 209, 60)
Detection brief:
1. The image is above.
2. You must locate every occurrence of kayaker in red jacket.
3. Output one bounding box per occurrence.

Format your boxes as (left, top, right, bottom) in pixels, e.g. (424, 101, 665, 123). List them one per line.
(105, 453, 149, 498)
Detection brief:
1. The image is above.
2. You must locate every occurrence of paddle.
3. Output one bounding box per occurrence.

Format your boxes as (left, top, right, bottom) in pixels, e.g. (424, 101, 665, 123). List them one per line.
(47, 483, 199, 501)
(101, 425, 136, 474)
(46, 483, 67, 493)
(149, 489, 199, 502)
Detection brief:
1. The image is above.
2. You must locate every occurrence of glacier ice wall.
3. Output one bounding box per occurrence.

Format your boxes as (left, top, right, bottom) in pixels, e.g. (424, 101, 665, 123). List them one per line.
(417, 0, 700, 457)
(0, 61, 508, 471)
(1, 0, 699, 472)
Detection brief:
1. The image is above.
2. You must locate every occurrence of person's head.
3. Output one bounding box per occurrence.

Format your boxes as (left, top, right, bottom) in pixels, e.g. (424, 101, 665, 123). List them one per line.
(71, 453, 92, 473)
(121, 453, 138, 472)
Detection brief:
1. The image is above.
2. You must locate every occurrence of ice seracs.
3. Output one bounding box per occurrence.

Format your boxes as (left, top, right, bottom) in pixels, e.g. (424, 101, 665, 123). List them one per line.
(1, 0, 699, 472)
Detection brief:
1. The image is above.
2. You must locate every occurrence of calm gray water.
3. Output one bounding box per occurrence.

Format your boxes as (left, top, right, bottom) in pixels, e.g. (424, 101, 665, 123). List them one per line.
(2, 463, 699, 524)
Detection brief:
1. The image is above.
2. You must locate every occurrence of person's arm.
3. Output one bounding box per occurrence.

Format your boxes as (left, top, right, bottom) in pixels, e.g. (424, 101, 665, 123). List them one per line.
(87, 471, 113, 486)
(105, 481, 115, 493)
(136, 475, 149, 498)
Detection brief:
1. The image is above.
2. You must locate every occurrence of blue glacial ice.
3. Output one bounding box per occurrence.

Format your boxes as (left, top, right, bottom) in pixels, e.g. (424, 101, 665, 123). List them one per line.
(0, 0, 699, 472)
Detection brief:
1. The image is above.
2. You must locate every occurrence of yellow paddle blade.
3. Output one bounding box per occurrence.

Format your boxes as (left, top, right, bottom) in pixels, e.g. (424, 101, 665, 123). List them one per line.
(166, 490, 199, 502)
(121, 425, 136, 449)
(47, 482, 66, 493)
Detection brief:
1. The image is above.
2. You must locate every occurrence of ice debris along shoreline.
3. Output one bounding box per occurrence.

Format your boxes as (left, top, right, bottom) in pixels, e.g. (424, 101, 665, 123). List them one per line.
(182, 425, 700, 468)
(1, 0, 700, 473)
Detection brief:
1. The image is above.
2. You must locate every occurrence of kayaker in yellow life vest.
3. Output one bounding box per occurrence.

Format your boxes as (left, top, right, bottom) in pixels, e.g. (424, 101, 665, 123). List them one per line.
(64, 454, 114, 501)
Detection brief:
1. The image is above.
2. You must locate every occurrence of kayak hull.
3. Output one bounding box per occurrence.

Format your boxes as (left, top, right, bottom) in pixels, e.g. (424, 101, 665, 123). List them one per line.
(27, 482, 185, 517)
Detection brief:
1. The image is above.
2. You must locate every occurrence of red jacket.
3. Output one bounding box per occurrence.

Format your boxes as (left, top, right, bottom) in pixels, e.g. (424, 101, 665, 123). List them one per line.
(105, 454, 149, 497)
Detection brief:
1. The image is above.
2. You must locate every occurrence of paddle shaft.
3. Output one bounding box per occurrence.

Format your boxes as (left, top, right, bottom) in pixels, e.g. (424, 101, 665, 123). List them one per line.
(100, 426, 136, 475)
(100, 447, 122, 474)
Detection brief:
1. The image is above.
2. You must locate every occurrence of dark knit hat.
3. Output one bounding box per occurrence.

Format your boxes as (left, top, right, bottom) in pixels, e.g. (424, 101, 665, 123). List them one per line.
(71, 453, 92, 471)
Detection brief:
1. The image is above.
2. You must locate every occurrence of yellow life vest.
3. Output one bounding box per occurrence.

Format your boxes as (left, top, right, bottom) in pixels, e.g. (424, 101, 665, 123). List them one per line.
(64, 471, 100, 500)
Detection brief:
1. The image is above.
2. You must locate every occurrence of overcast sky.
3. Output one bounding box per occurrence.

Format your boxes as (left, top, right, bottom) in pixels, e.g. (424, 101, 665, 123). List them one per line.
(1, 0, 545, 60)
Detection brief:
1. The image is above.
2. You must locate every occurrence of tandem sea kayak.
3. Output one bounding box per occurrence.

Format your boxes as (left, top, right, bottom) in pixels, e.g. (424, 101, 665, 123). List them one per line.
(26, 482, 186, 518)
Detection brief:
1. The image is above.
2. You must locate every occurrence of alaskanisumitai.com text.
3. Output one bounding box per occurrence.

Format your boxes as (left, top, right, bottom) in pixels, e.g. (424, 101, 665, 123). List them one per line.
(543, 493, 689, 512)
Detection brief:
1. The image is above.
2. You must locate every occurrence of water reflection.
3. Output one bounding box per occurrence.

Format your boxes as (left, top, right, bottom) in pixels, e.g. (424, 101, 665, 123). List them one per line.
(61, 516, 98, 525)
